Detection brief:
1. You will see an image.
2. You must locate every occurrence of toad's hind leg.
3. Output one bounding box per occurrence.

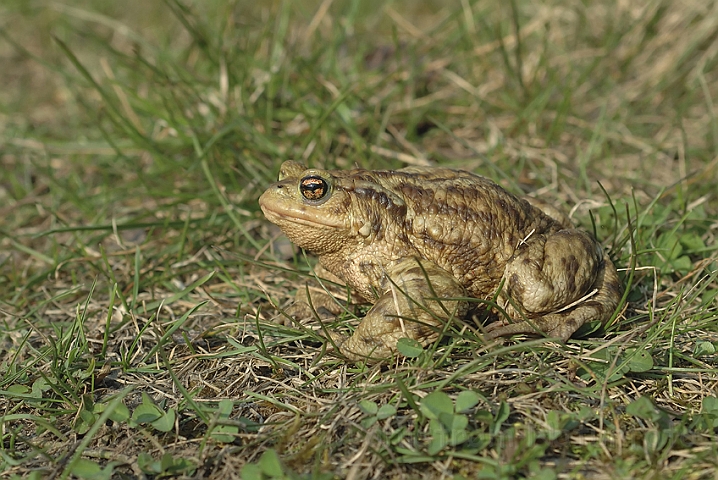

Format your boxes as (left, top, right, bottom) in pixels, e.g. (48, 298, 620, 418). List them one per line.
(334, 259, 467, 362)
(486, 229, 622, 341)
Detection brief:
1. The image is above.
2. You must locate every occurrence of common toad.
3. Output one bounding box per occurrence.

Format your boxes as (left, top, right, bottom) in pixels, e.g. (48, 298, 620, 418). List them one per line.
(259, 161, 622, 361)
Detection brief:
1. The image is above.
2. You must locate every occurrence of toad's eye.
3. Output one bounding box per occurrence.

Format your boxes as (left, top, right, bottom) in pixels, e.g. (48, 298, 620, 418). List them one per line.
(299, 176, 330, 202)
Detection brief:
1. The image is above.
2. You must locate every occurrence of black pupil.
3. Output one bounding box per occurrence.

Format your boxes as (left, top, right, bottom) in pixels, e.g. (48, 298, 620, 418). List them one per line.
(300, 177, 328, 201)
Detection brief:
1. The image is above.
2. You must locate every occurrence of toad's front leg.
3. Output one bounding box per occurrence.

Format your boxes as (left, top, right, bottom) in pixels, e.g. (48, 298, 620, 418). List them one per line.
(333, 258, 467, 362)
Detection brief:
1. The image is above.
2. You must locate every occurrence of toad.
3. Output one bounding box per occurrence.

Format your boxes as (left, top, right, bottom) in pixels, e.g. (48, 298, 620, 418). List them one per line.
(259, 161, 622, 361)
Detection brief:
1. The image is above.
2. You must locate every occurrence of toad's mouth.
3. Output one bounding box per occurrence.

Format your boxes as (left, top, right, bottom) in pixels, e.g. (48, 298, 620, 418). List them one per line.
(259, 200, 343, 229)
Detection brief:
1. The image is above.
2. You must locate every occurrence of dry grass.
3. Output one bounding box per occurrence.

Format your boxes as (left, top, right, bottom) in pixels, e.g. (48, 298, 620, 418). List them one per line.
(1, 1, 718, 479)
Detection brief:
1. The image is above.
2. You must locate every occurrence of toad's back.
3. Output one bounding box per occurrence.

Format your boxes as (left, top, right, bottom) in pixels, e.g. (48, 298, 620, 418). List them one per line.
(328, 166, 561, 298)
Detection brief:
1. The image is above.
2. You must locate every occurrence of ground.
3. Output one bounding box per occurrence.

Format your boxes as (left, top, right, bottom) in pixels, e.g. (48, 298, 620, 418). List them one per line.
(1, 1, 717, 479)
